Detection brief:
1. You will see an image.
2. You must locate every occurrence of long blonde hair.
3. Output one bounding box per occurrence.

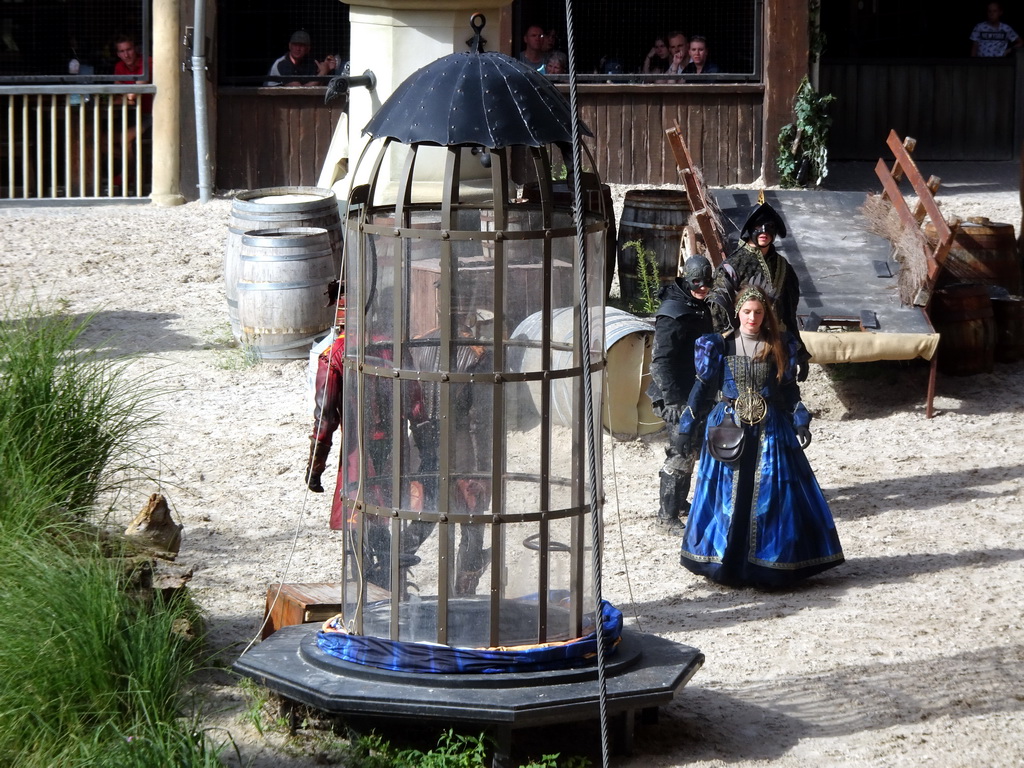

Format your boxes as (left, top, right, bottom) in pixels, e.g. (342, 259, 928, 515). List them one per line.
(734, 284, 787, 382)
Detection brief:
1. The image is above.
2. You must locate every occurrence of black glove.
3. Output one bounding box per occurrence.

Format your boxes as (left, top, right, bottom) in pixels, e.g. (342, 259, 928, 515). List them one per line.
(796, 360, 810, 382)
(679, 430, 696, 454)
(661, 403, 684, 425)
(306, 438, 330, 493)
(305, 462, 324, 493)
(795, 425, 812, 450)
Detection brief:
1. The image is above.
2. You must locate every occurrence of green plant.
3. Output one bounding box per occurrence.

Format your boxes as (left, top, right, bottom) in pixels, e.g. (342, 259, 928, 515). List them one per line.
(217, 333, 262, 370)
(341, 729, 590, 768)
(0, 300, 224, 767)
(0, 306, 160, 532)
(623, 239, 662, 315)
(776, 76, 836, 188)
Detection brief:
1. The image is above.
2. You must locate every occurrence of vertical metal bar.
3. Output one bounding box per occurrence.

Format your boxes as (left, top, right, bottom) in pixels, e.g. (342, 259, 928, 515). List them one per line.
(524, 148, 553, 640)
(78, 100, 86, 197)
(434, 146, 461, 645)
(21, 95, 29, 199)
(6, 96, 13, 199)
(49, 94, 57, 197)
(106, 96, 114, 197)
(487, 148, 509, 645)
(34, 95, 42, 199)
(390, 146, 417, 639)
(120, 99, 128, 197)
(63, 98, 70, 198)
(92, 101, 100, 196)
(134, 101, 142, 197)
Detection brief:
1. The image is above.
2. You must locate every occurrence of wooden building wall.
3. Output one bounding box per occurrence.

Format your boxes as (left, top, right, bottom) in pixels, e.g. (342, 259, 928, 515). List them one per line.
(215, 88, 345, 192)
(571, 85, 764, 186)
(210, 0, 809, 192)
(821, 56, 1024, 161)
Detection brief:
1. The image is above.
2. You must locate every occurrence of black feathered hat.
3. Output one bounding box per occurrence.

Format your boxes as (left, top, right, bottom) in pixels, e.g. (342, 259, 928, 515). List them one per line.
(739, 201, 787, 241)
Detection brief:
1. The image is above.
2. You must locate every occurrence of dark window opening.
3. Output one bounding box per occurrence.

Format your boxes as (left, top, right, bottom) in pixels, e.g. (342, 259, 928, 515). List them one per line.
(820, 0, 1021, 59)
(512, 0, 760, 81)
(0, 0, 150, 82)
(217, 0, 350, 86)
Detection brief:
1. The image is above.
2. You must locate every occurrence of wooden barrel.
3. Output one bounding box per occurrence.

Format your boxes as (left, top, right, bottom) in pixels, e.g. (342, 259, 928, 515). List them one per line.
(930, 284, 996, 376)
(616, 189, 691, 311)
(236, 227, 336, 360)
(226, 186, 343, 340)
(927, 217, 1021, 295)
(510, 307, 660, 436)
(991, 295, 1024, 364)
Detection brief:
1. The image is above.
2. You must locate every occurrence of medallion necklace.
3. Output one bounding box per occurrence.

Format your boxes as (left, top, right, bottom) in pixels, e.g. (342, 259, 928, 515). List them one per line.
(734, 332, 768, 425)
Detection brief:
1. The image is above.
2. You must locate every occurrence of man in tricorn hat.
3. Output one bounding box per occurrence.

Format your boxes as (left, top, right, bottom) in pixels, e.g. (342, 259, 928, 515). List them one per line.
(709, 197, 810, 380)
(646, 254, 714, 530)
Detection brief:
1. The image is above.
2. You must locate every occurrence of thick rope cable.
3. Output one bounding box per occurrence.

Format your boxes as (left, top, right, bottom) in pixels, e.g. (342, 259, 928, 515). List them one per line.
(563, 2, 610, 765)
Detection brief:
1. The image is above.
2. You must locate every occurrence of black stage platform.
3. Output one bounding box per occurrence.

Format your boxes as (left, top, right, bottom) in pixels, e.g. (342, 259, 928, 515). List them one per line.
(713, 189, 939, 364)
(234, 623, 704, 768)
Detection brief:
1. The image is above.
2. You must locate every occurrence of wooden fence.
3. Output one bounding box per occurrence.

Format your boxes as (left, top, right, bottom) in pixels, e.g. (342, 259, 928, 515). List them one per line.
(1, 88, 150, 199)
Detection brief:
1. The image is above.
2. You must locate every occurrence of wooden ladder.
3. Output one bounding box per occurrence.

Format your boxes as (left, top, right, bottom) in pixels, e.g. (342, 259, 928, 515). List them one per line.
(665, 120, 727, 267)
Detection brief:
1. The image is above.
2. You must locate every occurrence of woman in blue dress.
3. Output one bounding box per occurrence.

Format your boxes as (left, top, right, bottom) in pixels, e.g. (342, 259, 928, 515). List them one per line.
(677, 285, 843, 588)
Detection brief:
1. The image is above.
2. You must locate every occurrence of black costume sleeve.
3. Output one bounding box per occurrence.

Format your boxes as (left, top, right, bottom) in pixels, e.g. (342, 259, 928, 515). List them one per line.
(650, 313, 697, 406)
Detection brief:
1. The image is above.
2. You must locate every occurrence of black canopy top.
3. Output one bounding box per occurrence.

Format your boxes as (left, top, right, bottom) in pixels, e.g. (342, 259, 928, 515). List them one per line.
(361, 50, 589, 149)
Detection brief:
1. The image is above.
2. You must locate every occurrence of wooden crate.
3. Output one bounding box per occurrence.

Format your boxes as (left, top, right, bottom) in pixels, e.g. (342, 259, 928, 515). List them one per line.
(262, 582, 389, 638)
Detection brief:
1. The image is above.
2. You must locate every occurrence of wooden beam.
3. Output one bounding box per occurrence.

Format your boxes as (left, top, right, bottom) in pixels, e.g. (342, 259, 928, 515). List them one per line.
(762, 0, 809, 185)
(874, 158, 920, 230)
(912, 176, 941, 223)
(666, 124, 727, 266)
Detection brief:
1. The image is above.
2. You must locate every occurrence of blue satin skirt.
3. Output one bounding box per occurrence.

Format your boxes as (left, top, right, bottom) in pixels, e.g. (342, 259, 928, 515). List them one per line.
(680, 402, 844, 588)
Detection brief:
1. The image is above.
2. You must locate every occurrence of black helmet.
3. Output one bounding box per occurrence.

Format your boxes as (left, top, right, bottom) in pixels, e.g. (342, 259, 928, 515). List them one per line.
(680, 254, 713, 292)
(739, 202, 787, 241)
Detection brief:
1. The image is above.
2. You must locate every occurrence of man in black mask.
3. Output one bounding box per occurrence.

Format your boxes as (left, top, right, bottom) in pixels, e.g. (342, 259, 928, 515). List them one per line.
(709, 199, 810, 381)
(647, 254, 714, 531)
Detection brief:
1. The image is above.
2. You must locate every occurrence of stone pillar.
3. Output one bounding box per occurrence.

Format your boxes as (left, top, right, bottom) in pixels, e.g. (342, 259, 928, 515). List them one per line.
(151, 0, 185, 206)
(343, 1, 511, 196)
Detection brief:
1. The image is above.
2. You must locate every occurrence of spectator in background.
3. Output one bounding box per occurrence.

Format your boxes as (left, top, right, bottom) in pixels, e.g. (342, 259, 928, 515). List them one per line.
(970, 2, 1022, 56)
(642, 36, 671, 74)
(545, 51, 567, 75)
(682, 36, 720, 74)
(543, 27, 561, 56)
(666, 31, 689, 76)
(519, 25, 548, 70)
(114, 35, 152, 114)
(113, 34, 152, 190)
(266, 30, 336, 86)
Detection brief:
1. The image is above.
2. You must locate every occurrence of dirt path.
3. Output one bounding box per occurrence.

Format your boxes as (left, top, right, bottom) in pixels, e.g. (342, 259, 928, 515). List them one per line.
(1, 164, 1021, 766)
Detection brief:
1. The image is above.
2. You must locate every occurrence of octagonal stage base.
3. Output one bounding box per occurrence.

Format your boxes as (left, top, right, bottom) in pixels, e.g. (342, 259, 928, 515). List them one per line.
(233, 623, 704, 768)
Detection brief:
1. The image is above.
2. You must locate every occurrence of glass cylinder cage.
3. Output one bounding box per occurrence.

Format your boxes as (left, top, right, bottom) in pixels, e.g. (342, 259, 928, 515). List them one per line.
(337, 138, 608, 650)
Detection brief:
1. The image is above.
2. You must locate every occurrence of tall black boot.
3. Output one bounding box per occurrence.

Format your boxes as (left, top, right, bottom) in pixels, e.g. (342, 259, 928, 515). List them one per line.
(657, 470, 687, 532)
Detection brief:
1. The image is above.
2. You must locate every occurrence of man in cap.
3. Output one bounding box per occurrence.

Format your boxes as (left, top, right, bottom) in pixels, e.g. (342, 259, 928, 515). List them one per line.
(266, 30, 336, 86)
(709, 198, 810, 380)
(647, 254, 715, 531)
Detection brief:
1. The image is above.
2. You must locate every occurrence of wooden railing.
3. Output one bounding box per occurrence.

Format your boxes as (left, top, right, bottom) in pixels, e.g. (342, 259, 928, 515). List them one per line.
(1, 87, 152, 200)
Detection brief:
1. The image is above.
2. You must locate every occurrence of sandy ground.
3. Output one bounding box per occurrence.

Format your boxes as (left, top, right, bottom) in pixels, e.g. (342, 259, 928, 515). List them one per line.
(1, 161, 1022, 767)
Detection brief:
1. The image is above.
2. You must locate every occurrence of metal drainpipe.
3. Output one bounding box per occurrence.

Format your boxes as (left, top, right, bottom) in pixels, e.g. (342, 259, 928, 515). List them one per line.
(192, 0, 212, 202)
